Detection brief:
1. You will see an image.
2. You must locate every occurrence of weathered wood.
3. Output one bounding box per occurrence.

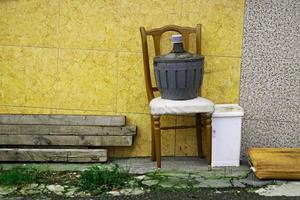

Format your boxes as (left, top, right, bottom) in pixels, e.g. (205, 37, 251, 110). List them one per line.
(153, 116, 161, 168)
(0, 135, 133, 146)
(196, 113, 203, 158)
(0, 148, 107, 162)
(145, 25, 197, 36)
(0, 114, 125, 126)
(204, 114, 212, 169)
(0, 125, 136, 136)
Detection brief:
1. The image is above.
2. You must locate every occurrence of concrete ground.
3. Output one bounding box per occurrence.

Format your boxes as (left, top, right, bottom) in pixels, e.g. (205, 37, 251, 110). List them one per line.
(0, 157, 299, 199)
(113, 157, 250, 174)
(0, 157, 249, 174)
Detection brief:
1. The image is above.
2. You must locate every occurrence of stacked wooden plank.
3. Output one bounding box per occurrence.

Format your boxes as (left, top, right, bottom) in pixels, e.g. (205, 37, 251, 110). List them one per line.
(0, 114, 137, 162)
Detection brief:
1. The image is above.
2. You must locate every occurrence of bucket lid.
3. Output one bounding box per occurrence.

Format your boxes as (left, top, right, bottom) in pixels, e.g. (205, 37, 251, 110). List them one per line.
(212, 104, 244, 117)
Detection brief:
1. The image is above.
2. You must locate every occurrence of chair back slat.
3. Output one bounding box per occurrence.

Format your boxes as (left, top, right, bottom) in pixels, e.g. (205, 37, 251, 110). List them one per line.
(153, 35, 161, 56)
(140, 24, 202, 102)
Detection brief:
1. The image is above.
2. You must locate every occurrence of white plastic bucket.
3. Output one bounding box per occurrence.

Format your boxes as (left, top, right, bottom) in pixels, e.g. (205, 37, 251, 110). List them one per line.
(212, 104, 244, 167)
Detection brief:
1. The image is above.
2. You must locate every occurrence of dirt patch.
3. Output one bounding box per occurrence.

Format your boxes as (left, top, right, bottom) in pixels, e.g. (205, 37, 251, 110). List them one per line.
(38, 171, 80, 186)
(4, 188, 299, 200)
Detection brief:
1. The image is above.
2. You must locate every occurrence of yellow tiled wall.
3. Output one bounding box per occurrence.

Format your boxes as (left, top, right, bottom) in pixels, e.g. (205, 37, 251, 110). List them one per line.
(0, 0, 245, 157)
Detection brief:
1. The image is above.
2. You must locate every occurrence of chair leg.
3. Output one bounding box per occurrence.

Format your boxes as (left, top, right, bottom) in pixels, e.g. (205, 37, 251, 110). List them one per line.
(201, 116, 207, 157)
(153, 115, 161, 168)
(150, 116, 156, 161)
(204, 113, 212, 170)
(196, 113, 204, 158)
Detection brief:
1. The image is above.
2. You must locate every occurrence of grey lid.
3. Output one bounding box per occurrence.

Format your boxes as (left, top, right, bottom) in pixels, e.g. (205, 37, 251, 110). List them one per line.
(212, 104, 244, 117)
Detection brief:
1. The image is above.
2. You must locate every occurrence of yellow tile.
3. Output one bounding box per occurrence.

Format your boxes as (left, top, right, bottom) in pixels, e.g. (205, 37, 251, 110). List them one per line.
(0, 105, 47, 114)
(176, 115, 196, 127)
(120, 0, 244, 56)
(0, 0, 244, 160)
(113, 113, 176, 157)
(182, 0, 245, 57)
(60, 0, 120, 50)
(0, 106, 50, 115)
(0, 0, 58, 47)
(117, 52, 149, 113)
(160, 115, 176, 156)
(119, 12, 181, 52)
(0, 46, 57, 107)
(175, 129, 198, 156)
(57, 49, 117, 111)
(202, 56, 241, 103)
(49, 109, 116, 116)
(24, 48, 57, 107)
(121, 0, 181, 16)
(0, 105, 116, 115)
(114, 113, 151, 157)
(175, 115, 198, 156)
(0, 47, 26, 106)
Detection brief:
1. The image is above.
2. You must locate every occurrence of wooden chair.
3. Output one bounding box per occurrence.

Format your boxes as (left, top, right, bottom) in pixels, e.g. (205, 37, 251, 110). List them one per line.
(139, 25, 214, 169)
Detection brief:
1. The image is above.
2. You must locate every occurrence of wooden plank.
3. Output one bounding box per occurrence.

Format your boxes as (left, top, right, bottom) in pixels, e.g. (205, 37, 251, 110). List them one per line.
(0, 125, 136, 136)
(0, 135, 133, 146)
(0, 114, 125, 126)
(248, 148, 300, 180)
(0, 148, 107, 162)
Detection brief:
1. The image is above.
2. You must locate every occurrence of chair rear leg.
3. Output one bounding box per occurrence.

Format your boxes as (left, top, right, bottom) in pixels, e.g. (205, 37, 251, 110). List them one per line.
(153, 115, 161, 168)
(151, 116, 156, 161)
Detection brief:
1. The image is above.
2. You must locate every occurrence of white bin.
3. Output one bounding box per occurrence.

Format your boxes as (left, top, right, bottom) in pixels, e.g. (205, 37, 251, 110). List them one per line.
(212, 104, 244, 167)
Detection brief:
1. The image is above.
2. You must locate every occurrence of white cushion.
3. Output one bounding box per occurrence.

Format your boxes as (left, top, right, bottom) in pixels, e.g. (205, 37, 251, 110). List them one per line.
(150, 97, 214, 115)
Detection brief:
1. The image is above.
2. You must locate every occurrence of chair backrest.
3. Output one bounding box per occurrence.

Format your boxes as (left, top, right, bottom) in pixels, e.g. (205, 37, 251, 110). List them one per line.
(140, 24, 202, 102)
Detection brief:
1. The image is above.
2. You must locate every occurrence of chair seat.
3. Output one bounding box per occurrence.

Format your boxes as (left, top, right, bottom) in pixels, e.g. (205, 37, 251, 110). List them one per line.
(150, 97, 214, 115)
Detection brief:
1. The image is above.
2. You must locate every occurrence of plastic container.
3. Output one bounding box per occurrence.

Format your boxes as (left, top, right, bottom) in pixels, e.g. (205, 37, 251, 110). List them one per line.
(153, 34, 204, 100)
(212, 104, 244, 167)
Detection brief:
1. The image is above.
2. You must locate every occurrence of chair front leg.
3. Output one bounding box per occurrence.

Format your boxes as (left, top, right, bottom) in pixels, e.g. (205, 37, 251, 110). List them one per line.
(150, 116, 156, 161)
(204, 113, 212, 170)
(153, 115, 161, 168)
(196, 113, 203, 158)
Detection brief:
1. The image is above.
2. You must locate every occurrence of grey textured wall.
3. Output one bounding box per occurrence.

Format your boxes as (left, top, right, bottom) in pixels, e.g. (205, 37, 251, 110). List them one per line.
(240, 0, 300, 155)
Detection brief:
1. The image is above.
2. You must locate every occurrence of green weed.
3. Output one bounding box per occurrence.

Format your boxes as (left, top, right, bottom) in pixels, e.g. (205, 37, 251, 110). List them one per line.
(0, 166, 38, 185)
(79, 164, 133, 193)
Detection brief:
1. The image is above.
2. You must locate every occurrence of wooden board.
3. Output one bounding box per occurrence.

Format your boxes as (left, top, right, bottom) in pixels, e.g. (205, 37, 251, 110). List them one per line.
(248, 148, 300, 180)
(0, 125, 136, 136)
(0, 148, 107, 162)
(0, 135, 133, 146)
(0, 114, 125, 126)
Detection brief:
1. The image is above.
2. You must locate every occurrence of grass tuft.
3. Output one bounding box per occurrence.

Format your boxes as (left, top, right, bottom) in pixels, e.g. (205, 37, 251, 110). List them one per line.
(0, 166, 38, 185)
(79, 164, 133, 193)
